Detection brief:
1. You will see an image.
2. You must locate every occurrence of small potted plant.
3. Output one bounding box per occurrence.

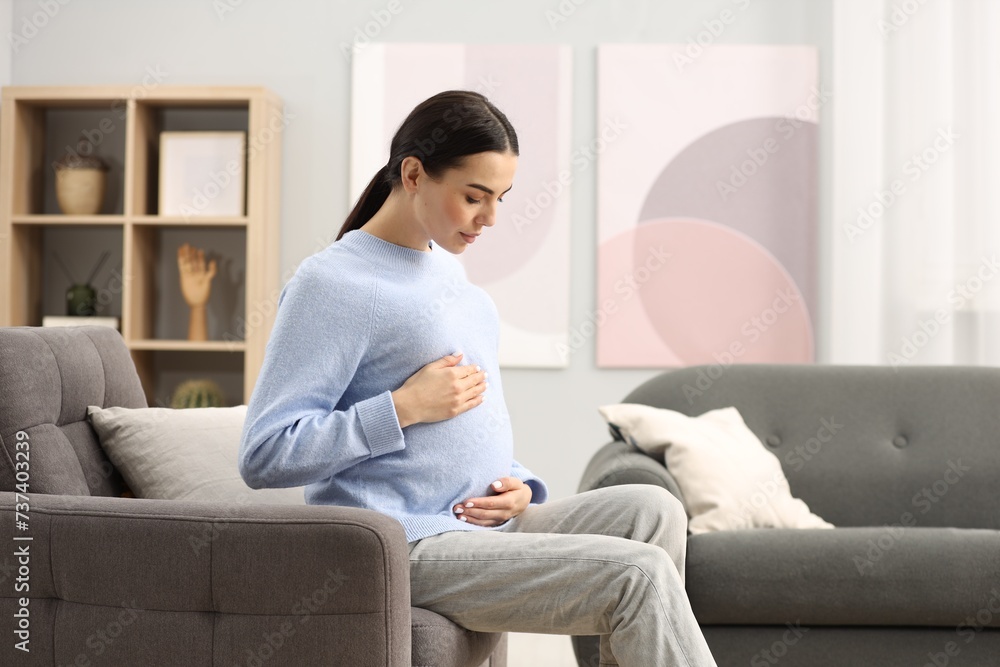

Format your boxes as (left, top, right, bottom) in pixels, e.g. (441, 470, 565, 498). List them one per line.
(53, 250, 110, 316)
(170, 379, 227, 409)
(53, 135, 109, 215)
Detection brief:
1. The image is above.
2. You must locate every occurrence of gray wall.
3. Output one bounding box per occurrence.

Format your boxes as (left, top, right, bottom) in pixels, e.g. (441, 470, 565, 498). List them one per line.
(0, 1, 9, 87)
(7, 0, 833, 503)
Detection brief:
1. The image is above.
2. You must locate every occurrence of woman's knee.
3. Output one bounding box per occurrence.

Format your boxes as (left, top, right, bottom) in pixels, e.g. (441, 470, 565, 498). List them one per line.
(596, 485, 689, 544)
(616, 484, 687, 521)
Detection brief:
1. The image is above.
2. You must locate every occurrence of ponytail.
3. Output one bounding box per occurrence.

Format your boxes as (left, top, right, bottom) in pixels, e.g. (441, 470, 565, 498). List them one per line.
(336, 164, 393, 241)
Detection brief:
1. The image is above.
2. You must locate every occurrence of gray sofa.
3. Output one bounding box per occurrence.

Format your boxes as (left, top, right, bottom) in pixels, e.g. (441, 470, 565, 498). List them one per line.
(573, 364, 1000, 667)
(0, 325, 506, 666)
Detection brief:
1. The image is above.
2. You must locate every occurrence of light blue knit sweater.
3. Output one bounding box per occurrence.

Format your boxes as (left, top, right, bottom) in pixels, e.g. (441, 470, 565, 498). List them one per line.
(238, 228, 548, 542)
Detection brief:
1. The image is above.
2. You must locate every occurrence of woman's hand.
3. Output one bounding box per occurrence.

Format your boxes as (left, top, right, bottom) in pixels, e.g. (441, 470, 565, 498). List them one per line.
(453, 477, 532, 527)
(391, 352, 487, 428)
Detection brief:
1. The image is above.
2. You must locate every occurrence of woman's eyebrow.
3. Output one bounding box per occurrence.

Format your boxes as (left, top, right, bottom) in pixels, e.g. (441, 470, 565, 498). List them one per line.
(467, 183, 514, 196)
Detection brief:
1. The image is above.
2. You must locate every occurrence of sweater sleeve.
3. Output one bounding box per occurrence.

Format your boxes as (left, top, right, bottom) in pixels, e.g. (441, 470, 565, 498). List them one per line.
(511, 459, 549, 505)
(238, 258, 405, 489)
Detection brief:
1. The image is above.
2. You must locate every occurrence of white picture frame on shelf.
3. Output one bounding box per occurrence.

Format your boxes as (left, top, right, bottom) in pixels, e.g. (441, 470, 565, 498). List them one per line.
(159, 131, 246, 217)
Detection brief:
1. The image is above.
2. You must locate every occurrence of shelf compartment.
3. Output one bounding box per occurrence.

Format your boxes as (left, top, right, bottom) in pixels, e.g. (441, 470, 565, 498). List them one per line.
(129, 101, 250, 217)
(124, 224, 247, 344)
(2, 99, 128, 216)
(5, 224, 124, 326)
(131, 348, 245, 409)
(43, 225, 124, 322)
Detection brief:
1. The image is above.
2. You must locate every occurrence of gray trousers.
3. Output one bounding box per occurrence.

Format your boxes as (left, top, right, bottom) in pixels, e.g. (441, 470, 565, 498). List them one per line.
(407, 485, 719, 666)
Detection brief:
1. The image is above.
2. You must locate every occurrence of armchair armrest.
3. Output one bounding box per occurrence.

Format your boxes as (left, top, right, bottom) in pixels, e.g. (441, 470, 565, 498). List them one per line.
(0, 491, 411, 666)
(578, 440, 688, 511)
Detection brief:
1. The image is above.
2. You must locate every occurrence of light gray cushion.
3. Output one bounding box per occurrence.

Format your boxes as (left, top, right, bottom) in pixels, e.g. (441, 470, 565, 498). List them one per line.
(87, 405, 306, 505)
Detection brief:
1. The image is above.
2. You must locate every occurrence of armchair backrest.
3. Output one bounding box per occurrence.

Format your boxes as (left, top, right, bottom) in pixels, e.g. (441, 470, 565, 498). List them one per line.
(0, 326, 147, 497)
(624, 364, 1000, 530)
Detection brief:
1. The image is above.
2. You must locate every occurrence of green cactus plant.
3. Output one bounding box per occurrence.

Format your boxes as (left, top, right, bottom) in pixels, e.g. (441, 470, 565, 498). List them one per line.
(170, 379, 226, 409)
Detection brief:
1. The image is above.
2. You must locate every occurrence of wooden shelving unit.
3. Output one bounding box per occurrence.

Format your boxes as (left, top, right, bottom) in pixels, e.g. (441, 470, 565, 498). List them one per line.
(0, 85, 283, 406)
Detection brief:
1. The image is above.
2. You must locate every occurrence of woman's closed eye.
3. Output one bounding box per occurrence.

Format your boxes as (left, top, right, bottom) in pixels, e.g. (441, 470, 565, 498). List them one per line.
(466, 195, 505, 205)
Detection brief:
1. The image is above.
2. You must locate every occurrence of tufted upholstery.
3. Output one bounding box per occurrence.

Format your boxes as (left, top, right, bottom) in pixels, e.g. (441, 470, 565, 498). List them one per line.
(574, 364, 1000, 667)
(0, 325, 145, 496)
(0, 326, 505, 667)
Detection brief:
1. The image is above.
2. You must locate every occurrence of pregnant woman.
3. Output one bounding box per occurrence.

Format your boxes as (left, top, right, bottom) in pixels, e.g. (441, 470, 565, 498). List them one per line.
(238, 89, 718, 667)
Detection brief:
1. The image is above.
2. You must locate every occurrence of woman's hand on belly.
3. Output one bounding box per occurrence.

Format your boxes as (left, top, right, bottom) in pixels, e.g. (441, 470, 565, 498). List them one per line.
(453, 477, 532, 527)
(391, 352, 488, 428)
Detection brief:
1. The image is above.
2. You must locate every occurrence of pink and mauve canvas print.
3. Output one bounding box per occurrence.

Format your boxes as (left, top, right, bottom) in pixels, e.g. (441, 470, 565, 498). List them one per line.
(596, 44, 820, 368)
(351, 43, 572, 368)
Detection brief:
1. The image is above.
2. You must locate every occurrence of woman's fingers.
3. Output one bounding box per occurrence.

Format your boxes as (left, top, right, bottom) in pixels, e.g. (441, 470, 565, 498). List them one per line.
(465, 383, 487, 404)
(455, 482, 532, 525)
(456, 365, 487, 404)
(456, 513, 500, 526)
(457, 365, 487, 389)
(454, 506, 512, 526)
(453, 480, 527, 524)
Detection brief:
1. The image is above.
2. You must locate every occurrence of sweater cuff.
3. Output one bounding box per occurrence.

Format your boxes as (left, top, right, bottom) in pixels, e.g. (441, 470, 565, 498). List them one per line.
(511, 460, 549, 505)
(522, 478, 549, 505)
(355, 390, 406, 458)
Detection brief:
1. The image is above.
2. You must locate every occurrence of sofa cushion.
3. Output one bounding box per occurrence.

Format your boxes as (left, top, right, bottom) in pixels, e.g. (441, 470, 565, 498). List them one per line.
(574, 626, 1000, 667)
(687, 526, 1000, 627)
(87, 404, 306, 505)
(598, 403, 833, 534)
(0, 326, 145, 497)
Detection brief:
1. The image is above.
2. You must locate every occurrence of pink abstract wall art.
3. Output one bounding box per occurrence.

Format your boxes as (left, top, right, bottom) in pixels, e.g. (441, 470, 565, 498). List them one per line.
(597, 44, 820, 367)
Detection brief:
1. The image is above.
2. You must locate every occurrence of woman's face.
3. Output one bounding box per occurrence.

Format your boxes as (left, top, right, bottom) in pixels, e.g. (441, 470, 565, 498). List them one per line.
(415, 150, 518, 254)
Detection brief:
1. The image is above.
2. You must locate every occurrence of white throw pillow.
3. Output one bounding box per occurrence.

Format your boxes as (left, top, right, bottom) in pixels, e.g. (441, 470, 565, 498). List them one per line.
(598, 403, 834, 534)
(87, 404, 306, 505)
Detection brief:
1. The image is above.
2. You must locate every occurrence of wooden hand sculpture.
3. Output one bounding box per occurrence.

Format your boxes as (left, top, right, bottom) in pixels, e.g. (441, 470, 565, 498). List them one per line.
(177, 242, 217, 341)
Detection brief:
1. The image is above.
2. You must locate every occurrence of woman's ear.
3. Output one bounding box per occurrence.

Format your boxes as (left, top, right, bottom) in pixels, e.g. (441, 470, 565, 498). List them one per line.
(399, 156, 424, 194)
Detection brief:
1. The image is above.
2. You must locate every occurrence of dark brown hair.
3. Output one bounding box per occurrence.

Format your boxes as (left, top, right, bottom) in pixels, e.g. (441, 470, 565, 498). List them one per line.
(336, 90, 519, 241)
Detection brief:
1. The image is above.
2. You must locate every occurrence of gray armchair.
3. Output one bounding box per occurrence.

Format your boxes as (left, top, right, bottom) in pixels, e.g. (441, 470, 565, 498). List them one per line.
(0, 325, 506, 666)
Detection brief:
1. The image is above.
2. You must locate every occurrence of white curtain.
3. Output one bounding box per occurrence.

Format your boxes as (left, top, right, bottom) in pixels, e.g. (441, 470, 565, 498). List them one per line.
(830, 0, 1000, 366)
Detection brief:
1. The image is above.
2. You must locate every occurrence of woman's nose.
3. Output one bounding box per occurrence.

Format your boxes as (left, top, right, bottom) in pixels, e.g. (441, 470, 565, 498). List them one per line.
(479, 206, 496, 227)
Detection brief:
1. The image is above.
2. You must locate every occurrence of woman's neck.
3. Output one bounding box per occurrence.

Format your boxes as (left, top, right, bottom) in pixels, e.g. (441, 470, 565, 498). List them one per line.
(361, 193, 432, 252)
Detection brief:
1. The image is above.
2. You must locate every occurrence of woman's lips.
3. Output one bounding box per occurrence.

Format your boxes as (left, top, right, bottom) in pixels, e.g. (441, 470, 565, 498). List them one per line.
(460, 232, 477, 244)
